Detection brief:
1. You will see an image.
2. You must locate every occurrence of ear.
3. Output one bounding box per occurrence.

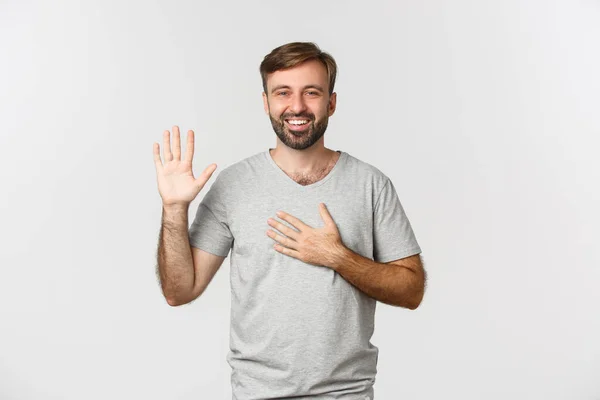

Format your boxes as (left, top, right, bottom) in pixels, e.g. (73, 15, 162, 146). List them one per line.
(262, 92, 270, 115)
(328, 92, 337, 117)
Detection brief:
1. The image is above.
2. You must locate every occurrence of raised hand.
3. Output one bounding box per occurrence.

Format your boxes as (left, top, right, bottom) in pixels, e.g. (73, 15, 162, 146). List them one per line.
(153, 126, 217, 208)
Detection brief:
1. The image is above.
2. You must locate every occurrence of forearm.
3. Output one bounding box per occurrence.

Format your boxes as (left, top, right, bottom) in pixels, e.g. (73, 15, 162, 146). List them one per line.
(157, 204, 195, 305)
(330, 247, 424, 309)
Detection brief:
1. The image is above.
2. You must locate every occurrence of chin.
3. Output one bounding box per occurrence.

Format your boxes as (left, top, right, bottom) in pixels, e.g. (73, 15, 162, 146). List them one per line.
(270, 119, 327, 150)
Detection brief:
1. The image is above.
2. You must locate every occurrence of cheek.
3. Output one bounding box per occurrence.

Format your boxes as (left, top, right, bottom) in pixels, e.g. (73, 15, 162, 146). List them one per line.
(312, 102, 330, 118)
(268, 103, 286, 117)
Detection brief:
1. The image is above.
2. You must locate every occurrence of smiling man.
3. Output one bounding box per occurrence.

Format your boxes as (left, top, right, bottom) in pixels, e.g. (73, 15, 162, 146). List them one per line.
(155, 42, 426, 400)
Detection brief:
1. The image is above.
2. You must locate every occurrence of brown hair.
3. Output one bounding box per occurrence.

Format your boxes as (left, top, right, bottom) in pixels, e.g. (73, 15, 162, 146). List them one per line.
(259, 42, 338, 95)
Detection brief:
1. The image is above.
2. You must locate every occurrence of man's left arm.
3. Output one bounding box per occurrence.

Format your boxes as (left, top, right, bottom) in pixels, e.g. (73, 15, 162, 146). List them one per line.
(330, 249, 426, 309)
(266, 203, 426, 310)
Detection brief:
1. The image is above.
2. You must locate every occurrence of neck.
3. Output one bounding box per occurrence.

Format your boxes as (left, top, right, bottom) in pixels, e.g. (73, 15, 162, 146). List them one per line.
(269, 139, 337, 175)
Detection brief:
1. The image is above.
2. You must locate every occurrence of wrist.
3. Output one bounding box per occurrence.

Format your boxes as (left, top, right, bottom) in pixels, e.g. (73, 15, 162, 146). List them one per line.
(163, 203, 189, 213)
(328, 243, 352, 272)
(162, 204, 190, 221)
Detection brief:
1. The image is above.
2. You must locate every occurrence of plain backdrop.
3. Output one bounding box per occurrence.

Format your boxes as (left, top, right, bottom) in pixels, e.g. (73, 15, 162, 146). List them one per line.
(1, 0, 599, 399)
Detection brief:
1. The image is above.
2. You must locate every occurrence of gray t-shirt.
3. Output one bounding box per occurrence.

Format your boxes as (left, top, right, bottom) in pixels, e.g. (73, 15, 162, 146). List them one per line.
(189, 149, 421, 400)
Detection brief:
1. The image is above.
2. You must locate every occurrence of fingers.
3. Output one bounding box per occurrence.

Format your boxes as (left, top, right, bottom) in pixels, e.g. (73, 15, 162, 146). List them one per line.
(276, 211, 309, 232)
(267, 230, 298, 250)
(273, 243, 300, 259)
(172, 126, 181, 161)
(153, 142, 163, 170)
(163, 126, 194, 163)
(268, 218, 300, 240)
(184, 130, 194, 162)
(163, 130, 173, 161)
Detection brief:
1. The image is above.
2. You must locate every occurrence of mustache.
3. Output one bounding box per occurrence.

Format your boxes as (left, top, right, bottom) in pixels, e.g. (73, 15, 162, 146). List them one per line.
(280, 113, 315, 121)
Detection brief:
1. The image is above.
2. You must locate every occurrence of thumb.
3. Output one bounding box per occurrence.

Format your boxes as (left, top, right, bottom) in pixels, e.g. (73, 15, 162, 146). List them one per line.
(195, 163, 217, 188)
(319, 203, 336, 227)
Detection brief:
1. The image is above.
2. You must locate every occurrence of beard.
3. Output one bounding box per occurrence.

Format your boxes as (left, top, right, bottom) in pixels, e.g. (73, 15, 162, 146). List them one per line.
(268, 111, 329, 150)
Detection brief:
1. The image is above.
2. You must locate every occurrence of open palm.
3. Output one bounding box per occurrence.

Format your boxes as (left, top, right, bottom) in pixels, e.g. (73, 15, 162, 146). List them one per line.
(153, 126, 217, 207)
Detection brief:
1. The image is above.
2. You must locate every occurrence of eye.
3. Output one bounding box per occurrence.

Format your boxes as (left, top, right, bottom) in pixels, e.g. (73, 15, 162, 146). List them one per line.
(277, 91, 288, 96)
(306, 91, 319, 96)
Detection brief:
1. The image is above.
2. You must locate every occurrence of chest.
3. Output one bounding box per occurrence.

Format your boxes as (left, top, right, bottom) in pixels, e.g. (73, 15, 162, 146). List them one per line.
(228, 191, 375, 261)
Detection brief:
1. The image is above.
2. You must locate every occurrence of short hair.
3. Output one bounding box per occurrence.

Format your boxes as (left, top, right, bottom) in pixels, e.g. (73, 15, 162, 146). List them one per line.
(259, 42, 338, 95)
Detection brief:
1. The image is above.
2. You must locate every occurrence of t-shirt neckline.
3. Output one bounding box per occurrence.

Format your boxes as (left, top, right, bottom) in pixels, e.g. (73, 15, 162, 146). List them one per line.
(264, 149, 347, 190)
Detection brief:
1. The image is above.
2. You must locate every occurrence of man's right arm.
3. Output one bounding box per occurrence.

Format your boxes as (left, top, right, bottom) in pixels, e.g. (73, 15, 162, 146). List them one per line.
(157, 204, 226, 306)
(154, 125, 227, 306)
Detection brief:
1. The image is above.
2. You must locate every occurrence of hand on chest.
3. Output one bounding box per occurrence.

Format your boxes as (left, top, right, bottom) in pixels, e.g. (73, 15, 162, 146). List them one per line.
(230, 199, 373, 266)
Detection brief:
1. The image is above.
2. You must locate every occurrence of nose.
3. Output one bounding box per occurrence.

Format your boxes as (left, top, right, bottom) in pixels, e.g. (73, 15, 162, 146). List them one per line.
(288, 92, 307, 115)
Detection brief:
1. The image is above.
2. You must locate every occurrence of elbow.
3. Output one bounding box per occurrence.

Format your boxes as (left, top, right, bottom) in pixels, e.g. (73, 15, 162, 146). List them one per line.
(166, 297, 185, 307)
(405, 298, 422, 310)
(405, 270, 426, 310)
(404, 287, 425, 310)
(164, 292, 193, 307)
(165, 288, 202, 307)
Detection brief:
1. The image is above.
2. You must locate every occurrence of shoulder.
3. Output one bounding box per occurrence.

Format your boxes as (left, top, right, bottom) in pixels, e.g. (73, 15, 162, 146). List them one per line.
(199, 151, 266, 207)
(342, 151, 392, 190)
(211, 150, 266, 185)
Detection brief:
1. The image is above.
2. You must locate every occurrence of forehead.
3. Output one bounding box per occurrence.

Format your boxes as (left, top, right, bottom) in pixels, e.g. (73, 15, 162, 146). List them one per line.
(266, 59, 328, 91)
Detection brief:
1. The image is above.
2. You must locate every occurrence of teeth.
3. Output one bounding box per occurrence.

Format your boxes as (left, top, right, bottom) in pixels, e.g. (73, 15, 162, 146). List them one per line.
(288, 120, 308, 125)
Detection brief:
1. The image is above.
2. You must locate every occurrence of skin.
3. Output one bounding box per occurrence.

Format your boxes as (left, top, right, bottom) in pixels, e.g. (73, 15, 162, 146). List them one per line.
(154, 126, 220, 305)
(154, 58, 426, 309)
(262, 59, 426, 309)
(266, 205, 425, 309)
(262, 59, 339, 182)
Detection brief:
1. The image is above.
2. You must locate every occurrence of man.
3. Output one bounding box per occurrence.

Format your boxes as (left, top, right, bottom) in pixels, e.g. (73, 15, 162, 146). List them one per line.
(154, 42, 426, 400)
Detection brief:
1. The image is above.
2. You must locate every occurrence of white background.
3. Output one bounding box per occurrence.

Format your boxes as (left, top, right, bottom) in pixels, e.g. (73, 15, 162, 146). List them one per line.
(1, 0, 599, 399)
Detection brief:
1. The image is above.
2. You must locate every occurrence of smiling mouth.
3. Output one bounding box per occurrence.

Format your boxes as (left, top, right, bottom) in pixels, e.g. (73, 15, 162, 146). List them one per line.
(285, 119, 310, 127)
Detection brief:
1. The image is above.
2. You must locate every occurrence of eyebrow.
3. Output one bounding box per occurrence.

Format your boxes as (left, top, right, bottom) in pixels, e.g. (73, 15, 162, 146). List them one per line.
(270, 84, 325, 94)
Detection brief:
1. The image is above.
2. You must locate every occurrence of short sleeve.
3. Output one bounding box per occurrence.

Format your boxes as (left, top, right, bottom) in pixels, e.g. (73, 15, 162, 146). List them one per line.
(188, 174, 233, 257)
(373, 178, 421, 263)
